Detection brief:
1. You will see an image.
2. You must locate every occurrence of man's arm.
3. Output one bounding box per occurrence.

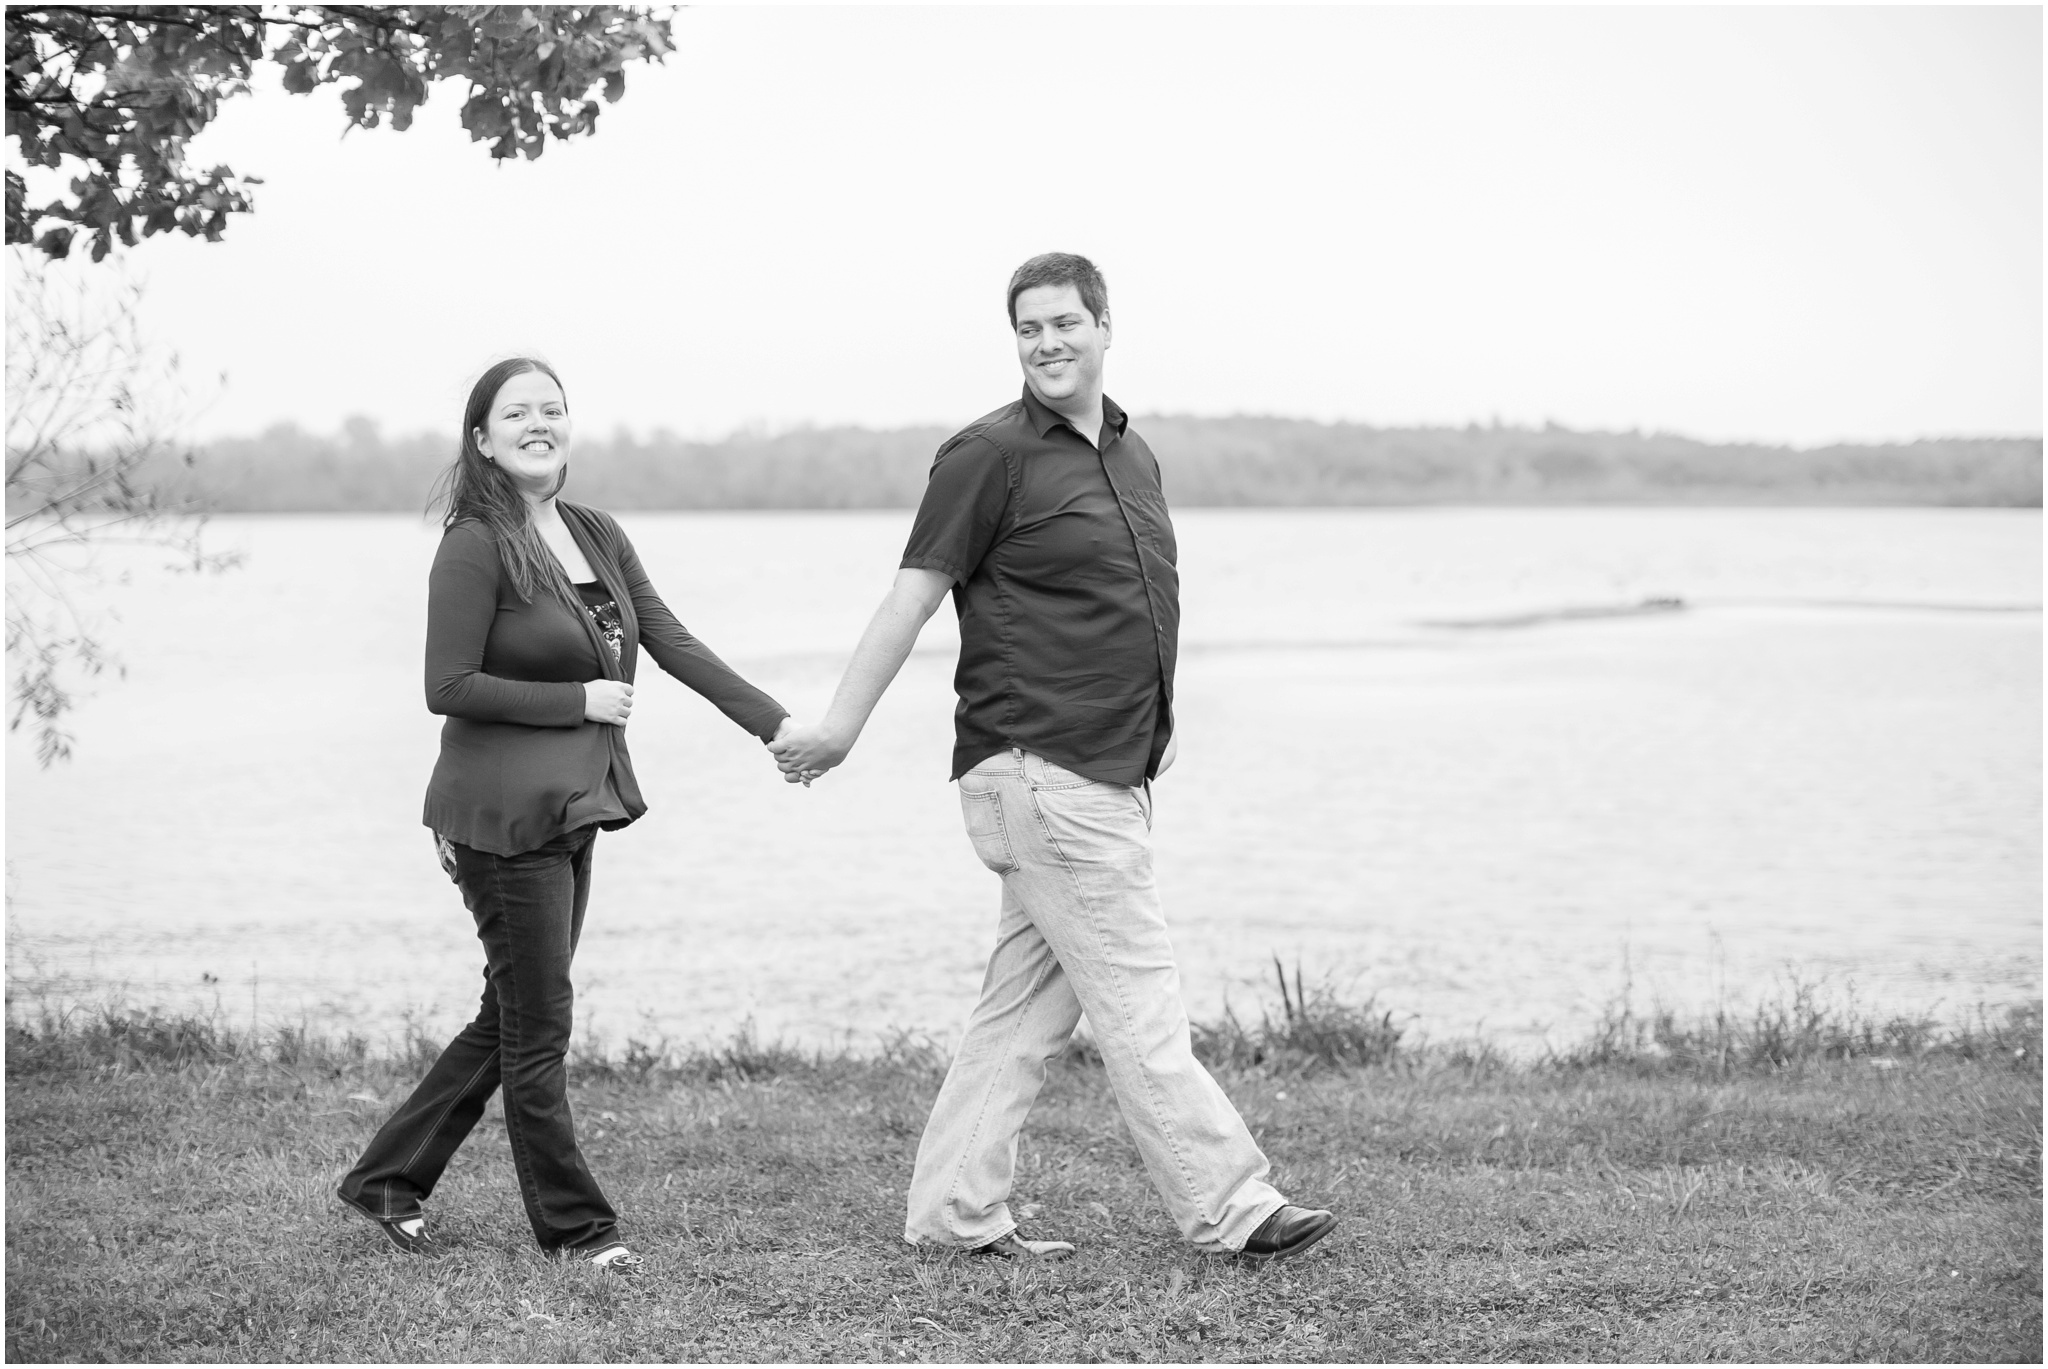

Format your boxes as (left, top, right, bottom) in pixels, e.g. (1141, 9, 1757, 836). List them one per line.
(769, 567, 954, 776)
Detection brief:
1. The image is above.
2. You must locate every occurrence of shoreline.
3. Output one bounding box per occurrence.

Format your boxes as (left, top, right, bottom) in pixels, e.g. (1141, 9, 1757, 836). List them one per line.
(10, 966, 2038, 1079)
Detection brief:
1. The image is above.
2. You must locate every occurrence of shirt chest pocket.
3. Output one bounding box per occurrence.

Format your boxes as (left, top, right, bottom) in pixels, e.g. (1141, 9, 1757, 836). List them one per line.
(1121, 487, 1177, 564)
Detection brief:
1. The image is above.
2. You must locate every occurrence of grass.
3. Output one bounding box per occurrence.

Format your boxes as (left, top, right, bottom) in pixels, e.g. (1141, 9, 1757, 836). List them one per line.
(5, 984, 2040, 1363)
(1188, 957, 1409, 1073)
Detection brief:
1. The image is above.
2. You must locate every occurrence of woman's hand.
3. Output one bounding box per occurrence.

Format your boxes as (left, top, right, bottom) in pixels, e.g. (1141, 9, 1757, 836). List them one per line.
(769, 717, 828, 786)
(583, 678, 634, 725)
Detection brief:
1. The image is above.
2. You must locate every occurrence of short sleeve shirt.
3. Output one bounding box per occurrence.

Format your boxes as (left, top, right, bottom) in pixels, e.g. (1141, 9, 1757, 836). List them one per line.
(901, 387, 1178, 786)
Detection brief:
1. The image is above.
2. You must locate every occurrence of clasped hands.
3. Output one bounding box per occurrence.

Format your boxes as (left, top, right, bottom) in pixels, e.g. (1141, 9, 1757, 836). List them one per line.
(590, 684, 841, 788)
(767, 717, 849, 787)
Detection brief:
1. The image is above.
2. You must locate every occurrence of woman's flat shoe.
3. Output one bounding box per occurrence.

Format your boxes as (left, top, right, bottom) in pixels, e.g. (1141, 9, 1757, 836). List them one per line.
(338, 1193, 443, 1257)
(579, 1243, 645, 1274)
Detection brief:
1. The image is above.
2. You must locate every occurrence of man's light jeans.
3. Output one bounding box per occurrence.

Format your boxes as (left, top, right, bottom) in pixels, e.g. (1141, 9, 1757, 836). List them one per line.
(904, 749, 1286, 1253)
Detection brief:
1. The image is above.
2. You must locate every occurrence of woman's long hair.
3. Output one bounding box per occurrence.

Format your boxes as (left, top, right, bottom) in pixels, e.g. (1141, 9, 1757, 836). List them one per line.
(428, 357, 577, 606)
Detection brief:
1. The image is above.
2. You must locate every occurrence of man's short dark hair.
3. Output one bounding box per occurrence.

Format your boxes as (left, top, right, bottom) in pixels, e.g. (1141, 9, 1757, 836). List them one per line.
(1006, 252, 1109, 327)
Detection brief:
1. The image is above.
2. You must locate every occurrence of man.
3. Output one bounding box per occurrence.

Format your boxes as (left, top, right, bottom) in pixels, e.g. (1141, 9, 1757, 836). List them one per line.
(770, 252, 1335, 1262)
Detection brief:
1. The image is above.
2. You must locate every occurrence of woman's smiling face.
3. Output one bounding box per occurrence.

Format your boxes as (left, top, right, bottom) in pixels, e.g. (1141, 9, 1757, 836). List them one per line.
(475, 369, 572, 499)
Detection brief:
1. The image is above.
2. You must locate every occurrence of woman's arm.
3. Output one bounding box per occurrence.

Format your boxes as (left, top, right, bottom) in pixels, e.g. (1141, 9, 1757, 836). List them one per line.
(424, 524, 588, 726)
(607, 520, 789, 740)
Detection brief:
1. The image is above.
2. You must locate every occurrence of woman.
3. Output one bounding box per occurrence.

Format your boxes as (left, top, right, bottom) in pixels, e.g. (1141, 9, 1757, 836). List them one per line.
(337, 358, 791, 1271)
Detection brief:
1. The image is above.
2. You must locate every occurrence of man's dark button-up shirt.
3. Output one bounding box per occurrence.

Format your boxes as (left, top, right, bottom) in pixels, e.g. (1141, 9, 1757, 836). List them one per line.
(901, 387, 1178, 786)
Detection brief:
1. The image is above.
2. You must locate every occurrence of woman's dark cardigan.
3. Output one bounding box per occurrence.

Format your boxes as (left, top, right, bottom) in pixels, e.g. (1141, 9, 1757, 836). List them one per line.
(422, 502, 786, 856)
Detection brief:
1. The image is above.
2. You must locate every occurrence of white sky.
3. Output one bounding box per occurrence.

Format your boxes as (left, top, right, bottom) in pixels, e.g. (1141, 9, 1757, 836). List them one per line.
(16, 4, 2044, 445)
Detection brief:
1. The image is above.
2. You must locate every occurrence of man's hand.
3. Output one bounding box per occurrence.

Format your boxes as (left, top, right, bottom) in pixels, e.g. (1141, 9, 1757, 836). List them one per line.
(1157, 731, 1179, 777)
(769, 720, 853, 779)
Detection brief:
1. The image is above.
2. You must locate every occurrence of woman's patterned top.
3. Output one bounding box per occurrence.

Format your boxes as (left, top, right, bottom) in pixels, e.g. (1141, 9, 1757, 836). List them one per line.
(575, 580, 624, 664)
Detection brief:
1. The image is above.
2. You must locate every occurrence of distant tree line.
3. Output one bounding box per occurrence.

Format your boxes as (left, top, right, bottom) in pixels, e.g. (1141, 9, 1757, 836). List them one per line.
(152, 415, 2044, 512)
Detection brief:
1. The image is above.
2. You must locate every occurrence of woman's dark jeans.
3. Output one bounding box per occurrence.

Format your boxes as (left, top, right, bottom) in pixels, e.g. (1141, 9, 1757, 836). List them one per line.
(338, 825, 617, 1252)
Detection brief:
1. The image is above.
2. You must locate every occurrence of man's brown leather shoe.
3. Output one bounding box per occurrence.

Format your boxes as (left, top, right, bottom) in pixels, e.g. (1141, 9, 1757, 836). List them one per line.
(1237, 1205, 1337, 1262)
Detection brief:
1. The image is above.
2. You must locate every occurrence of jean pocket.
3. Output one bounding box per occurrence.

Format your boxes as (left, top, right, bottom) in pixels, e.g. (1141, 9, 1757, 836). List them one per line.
(1028, 775, 1150, 857)
(959, 785, 1019, 875)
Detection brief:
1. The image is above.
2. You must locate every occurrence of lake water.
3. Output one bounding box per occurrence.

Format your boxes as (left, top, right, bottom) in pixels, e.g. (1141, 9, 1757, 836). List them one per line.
(6, 508, 2039, 1055)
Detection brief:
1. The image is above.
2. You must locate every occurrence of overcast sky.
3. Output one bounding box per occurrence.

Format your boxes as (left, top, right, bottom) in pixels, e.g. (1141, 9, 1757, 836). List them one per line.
(19, 4, 2044, 446)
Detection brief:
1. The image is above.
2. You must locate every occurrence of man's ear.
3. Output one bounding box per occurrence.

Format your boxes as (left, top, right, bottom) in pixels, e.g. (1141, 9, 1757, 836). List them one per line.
(1098, 310, 1112, 348)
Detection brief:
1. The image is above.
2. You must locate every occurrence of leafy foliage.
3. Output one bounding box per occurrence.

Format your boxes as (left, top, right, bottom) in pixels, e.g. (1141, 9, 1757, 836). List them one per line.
(5, 5, 674, 260)
(4, 8, 670, 758)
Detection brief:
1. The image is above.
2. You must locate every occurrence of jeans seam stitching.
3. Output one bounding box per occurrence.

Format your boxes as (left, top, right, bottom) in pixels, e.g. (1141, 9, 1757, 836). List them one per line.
(489, 851, 558, 1247)
(936, 933, 1055, 1239)
(1029, 783, 1205, 1218)
(393, 1046, 500, 1194)
(993, 794, 1017, 874)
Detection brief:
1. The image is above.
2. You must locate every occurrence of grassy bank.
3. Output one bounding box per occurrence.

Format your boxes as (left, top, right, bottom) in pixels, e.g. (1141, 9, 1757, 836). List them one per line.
(5, 993, 2040, 1363)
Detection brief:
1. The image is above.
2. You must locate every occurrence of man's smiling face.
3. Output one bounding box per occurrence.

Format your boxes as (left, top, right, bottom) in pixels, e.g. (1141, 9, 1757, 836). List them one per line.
(1013, 283, 1110, 409)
